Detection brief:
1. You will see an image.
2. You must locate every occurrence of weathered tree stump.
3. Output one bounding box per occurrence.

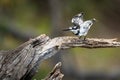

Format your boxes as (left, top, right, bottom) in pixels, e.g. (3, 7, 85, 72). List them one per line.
(0, 34, 120, 80)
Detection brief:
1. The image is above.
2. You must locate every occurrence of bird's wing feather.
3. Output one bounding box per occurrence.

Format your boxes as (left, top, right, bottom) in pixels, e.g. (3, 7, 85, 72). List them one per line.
(71, 13, 84, 26)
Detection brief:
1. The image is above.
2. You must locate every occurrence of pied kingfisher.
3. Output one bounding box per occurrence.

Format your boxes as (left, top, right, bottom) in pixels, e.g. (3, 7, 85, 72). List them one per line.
(63, 12, 96, 40)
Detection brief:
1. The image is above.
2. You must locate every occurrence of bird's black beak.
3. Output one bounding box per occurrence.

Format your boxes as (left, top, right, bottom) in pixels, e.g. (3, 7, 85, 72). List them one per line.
(62, 29, 71, 31)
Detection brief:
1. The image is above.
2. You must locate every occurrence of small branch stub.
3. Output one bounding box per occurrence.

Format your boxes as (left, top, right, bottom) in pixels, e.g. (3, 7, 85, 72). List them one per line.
(43, 62, 64, 80)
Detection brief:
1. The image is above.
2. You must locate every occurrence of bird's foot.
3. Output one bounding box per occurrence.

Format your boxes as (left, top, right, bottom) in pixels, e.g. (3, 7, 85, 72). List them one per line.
(83, 37, 86, 41)
(79, 36, 82, 39)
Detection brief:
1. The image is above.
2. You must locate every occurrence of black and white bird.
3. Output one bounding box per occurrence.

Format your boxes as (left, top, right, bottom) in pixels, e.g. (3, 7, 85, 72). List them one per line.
(63, 12, 96, 40)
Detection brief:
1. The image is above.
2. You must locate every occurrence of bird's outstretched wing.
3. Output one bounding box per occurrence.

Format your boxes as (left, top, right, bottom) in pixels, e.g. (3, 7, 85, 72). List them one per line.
(71, 12, 84, 26)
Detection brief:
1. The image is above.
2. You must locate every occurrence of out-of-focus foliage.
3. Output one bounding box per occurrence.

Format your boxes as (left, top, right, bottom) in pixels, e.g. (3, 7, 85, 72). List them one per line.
(0, 0, 120, 80)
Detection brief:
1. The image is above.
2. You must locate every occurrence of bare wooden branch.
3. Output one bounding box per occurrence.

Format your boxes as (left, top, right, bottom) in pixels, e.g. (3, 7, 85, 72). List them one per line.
(0, 34, 120, 80)
(46, 37, 120, 49)
(43, 62, 64, 80)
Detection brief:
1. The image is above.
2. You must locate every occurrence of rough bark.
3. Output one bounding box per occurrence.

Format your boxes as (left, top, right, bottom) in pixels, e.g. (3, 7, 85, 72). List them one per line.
(0, 34, 120, 80)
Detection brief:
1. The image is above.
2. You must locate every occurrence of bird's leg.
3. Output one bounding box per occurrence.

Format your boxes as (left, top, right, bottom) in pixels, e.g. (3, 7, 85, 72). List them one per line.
(83, 36, 86, 41)
(79, 36, 82, 39)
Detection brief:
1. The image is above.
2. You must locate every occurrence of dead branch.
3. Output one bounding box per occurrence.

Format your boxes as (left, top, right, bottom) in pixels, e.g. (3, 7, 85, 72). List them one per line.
(0, 34, 120, 80)
(43, 62, 64, 80)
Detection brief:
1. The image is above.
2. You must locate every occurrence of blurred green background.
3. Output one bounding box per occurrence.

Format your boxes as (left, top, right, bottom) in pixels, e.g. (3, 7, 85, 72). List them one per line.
(0, 0, 120, 80)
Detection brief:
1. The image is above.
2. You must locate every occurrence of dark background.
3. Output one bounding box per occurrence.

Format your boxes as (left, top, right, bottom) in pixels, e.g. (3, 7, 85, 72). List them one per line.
(0, 0, 120, 80)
